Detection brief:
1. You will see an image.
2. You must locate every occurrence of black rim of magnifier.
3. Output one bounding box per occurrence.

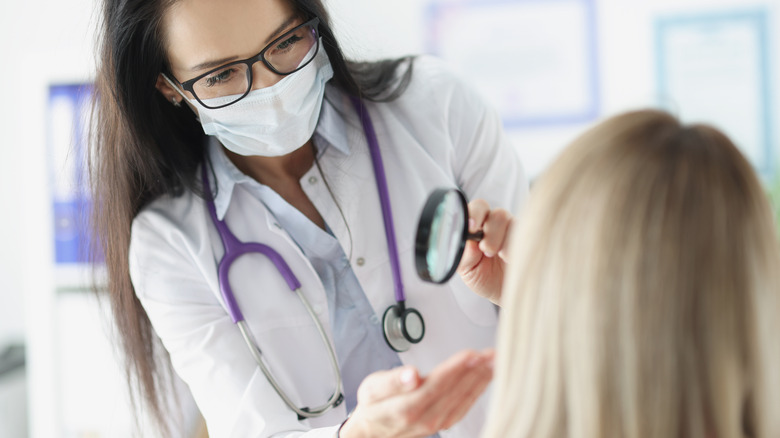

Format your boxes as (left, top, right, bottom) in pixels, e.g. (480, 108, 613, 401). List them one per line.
(414, 188, 469, 284)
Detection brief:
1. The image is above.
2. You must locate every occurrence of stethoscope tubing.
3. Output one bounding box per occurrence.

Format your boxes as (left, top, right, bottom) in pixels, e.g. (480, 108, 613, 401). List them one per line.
(203, 164, 343, 418)
(202, 96, 422, 417)
(350, 97, 424, 352)
(350, 97, 407, 304)
(236, 288, 343, 418)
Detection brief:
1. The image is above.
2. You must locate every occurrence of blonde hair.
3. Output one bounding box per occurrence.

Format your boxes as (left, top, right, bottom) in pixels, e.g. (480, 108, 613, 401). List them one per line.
(483, 110, 780, 438)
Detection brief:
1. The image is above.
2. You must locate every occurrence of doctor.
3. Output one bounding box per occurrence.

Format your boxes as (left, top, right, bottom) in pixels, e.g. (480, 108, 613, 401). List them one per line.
(89, 0, 527, 436)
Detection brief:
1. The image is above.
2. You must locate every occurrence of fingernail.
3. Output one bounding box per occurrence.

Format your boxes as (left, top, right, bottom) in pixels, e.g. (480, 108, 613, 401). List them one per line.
(468, 218, 476, 233)
(479, 242, 494, 258)
(466, 355, 482, 368)
(400, 368, 416, 387)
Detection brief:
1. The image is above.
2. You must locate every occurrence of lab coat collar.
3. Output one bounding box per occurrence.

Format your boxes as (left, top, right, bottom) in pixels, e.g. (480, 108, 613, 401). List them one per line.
(207, 85, 355, 220)
(315, 86, 356, 157)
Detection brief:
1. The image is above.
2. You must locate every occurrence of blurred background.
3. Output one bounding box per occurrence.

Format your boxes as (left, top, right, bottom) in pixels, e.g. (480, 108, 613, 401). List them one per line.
(1, 0, 778, 436)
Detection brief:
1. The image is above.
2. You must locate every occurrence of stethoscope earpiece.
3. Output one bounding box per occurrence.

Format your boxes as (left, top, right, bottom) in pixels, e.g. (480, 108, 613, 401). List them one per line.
(382, 302, 425, 352)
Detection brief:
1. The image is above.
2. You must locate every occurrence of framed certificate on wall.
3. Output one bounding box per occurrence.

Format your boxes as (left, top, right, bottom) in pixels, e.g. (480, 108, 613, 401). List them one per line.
(655, 9, 774, 176)
(426, 0, 601, 127)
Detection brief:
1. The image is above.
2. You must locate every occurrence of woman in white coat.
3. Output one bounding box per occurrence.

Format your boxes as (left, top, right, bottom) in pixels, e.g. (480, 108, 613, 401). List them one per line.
(89, 0, 527, 436)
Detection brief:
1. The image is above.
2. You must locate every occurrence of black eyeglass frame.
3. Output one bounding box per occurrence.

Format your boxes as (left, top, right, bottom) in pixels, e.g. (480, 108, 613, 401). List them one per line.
(170, 17, 321, 109)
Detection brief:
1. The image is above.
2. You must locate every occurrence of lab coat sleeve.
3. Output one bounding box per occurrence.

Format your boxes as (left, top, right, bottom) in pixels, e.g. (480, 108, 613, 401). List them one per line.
(425, 57, 528, 213)
(128, 203, 343, 438)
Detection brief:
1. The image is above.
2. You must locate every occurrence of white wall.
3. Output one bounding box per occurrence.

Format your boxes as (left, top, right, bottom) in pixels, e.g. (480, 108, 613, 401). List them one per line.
(0, 0, 777, 436)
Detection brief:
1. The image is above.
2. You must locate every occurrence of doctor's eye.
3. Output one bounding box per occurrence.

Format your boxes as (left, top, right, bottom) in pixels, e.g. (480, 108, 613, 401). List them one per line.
(272, 34, 303, 54)
(202, 67, 240, 88)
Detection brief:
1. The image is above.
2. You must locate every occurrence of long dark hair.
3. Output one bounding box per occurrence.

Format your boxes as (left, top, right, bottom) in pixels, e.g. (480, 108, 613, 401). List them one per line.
(89, 0, 413, 433)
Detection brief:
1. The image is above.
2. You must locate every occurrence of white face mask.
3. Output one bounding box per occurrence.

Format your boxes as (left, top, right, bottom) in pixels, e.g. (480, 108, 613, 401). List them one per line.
(193, 44, 333, 157)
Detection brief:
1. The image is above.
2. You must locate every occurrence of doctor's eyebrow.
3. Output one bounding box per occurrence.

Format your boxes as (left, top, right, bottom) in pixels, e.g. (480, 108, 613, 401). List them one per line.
(188, 15, 300, 72)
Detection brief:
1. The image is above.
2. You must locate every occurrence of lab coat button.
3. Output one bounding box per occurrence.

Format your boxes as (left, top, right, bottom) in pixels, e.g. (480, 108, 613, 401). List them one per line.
(369, 314, 380, 325)
(356, 257, 365, 266)
(308, 176, 318, 184)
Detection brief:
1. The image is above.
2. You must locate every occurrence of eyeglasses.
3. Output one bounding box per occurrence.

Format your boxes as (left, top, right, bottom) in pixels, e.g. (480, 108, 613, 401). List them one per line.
(171, 17, 320, 109)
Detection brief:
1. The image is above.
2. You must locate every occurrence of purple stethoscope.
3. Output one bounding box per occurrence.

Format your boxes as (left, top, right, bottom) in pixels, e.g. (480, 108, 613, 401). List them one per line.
(202, 97, 424, 418)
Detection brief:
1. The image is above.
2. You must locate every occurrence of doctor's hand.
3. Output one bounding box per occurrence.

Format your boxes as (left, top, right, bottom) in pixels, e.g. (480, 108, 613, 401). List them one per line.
(338, 349, 494, 438)
(457, 199, 513, 306)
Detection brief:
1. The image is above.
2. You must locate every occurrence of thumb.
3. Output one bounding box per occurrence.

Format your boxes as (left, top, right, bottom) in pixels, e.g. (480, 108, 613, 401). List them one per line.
(356, 366, 421, 404)
(457, 240, 483, 276)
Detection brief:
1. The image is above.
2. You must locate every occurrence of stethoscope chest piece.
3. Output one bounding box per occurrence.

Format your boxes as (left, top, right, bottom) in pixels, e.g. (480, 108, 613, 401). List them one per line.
(382, 302, 425, 352)
(350, 95, 427, 354)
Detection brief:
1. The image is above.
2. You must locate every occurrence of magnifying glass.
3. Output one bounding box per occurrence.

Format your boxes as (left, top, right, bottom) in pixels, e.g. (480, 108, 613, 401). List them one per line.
(415, 188, 483, 283)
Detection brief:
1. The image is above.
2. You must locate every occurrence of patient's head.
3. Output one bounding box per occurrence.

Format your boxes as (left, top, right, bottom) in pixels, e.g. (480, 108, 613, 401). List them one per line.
(484, 110, 780, 438)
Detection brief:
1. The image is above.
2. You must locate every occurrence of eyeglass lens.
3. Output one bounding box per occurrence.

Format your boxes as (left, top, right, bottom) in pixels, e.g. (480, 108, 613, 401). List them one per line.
(192, 21, 318, 106)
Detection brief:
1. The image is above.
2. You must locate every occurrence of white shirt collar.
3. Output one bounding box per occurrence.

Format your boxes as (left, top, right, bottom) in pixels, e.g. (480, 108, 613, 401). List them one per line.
(207, 86, 354, 220)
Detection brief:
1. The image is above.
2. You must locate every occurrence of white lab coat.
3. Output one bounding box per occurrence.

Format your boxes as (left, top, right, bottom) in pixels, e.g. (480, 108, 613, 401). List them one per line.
(129, 56, 528, 438)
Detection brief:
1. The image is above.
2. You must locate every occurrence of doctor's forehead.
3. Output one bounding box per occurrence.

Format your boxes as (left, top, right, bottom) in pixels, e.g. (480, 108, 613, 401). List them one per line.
(162, 0, 296, 73)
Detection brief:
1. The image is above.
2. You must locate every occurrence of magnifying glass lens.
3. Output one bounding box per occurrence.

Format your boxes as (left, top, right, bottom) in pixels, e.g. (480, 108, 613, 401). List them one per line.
(426, 193, 464, 281)
(415, 188, 474, 284)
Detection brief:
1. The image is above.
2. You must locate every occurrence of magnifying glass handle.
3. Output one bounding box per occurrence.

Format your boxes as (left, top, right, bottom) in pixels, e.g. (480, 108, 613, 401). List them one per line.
(467, 230, 484, 241)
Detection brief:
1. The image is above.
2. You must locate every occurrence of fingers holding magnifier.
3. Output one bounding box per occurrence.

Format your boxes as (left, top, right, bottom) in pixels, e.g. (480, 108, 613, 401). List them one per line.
(466, 199, 513, 259)
(479, 207, 512, 260)
(466, 199, 490, 235)
(459, 199, 513, 304)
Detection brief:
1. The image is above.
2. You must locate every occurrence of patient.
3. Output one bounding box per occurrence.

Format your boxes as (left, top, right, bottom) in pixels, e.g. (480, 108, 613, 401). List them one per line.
(482, 110, 780, 437)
